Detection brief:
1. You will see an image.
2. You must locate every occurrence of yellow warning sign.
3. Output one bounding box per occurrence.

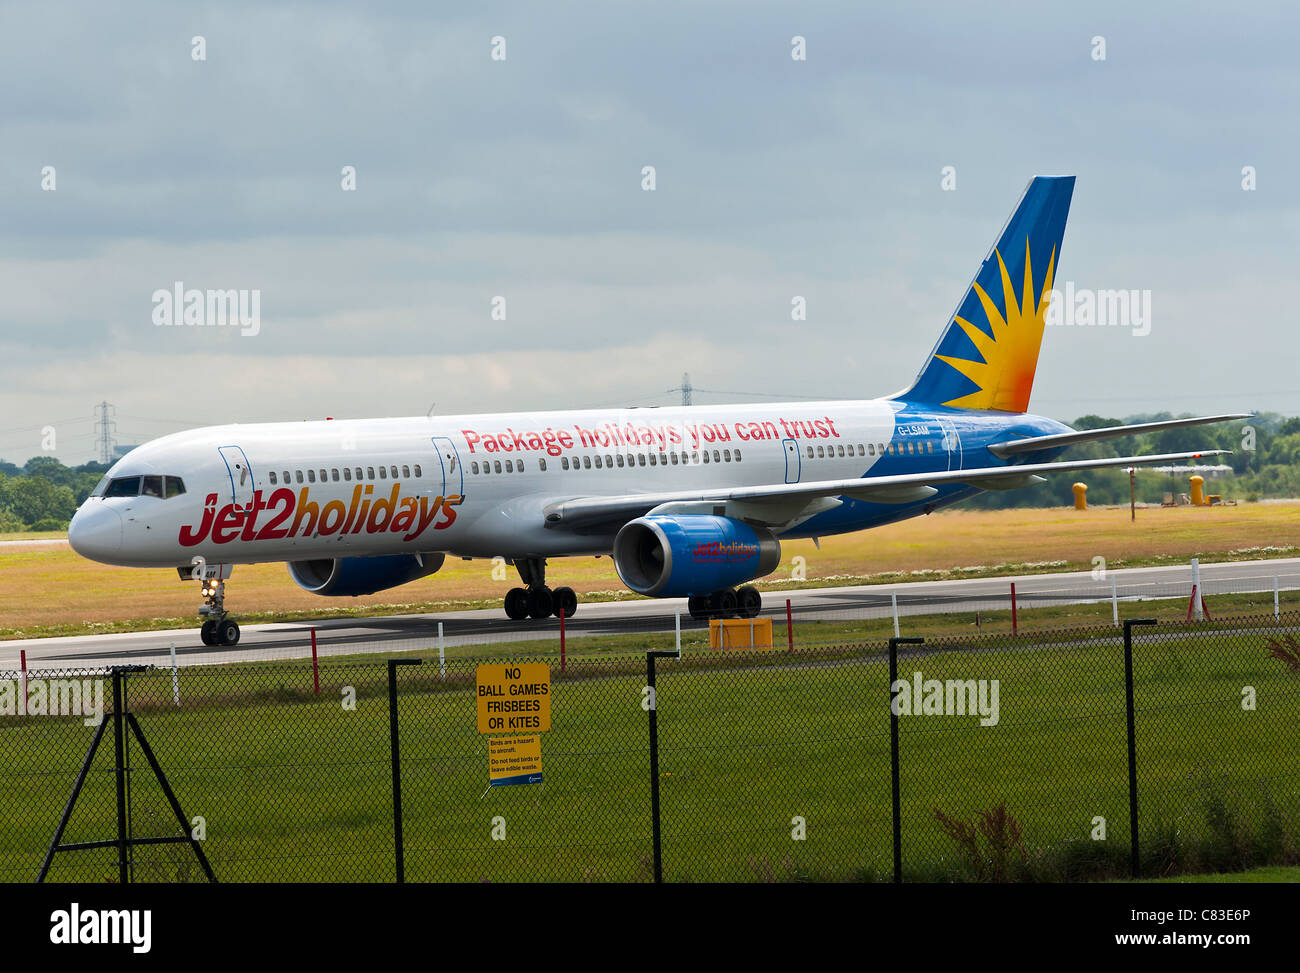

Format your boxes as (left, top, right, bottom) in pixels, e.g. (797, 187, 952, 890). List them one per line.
(488, 734, 543, 786)
(476, 663, 551, 734)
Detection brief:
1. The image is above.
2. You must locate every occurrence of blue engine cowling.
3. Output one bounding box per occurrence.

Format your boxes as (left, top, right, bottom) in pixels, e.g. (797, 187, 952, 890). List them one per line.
(612, 515, 781, 598)
(287, 553, 445, 596)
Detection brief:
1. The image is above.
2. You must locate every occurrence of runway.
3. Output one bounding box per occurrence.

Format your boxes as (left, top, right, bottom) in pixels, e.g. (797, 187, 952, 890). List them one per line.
(3, 557, 1296, 671)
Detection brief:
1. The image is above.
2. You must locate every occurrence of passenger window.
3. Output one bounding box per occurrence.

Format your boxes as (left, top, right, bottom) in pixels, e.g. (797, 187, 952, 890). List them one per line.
(713, 450, 720, 463)
(806, 446, 814, 458)
(837, 445, 845, 457)
(616, 455, 625, 468)
(344, 468, 352, 481)
(539, 459, 547, 472)
(858, 444, 865, 456)
(494, 461, 503, 473)
(319, 470, 326, 482)
(927, 442, 934, 453)
(378, 466, 387, 479)
(269, 471, 278, 485)
(518, 461, 525, 473)
(593, 456, 601, 469)
(414, 464, 422, 477)
(505, 459, 514, 473)
(141, 475, 163, 498)
(670, 453, 679, 465)
(868, 444, 875, 456)
(606, 454, 613, 468)
(307, 470, 316, 483)
(723, 449, 731, 462)
(355, 468, 363, 481)
(735, 449, 742, 462)
(561, 457, 569, 470)
(402, 465, 410, 478)
(638, 454, 646, 467)
(472, 462, 479, 474)
(582, 456, 591, 469)
(817, 446, 825, 458)
(367, 467, 375, 480)
(332, 469, 339, 481)
(391, 466, 398, 479)
(165, 476, 186, 498)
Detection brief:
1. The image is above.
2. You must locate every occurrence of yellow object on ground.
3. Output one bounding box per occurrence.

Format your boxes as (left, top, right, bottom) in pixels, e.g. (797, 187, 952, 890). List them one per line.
(1190, 475, 1205, 506)
(709, 617, 774, 651)
(1072, 482, 1087, 510)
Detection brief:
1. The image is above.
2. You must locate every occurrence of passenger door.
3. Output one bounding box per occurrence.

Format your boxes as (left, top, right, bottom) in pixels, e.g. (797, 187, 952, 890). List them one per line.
(218, 445, 256, 512)
(783, 438, 801, 484)
(431, 436, 461, 498)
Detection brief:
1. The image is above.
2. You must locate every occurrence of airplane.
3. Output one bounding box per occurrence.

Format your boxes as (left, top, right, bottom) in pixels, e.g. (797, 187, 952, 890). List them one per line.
(67, 175, 1244, 646)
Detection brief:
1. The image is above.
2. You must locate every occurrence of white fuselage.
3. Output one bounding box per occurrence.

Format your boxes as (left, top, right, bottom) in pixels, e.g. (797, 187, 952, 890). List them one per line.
(70, 400, 928, 570)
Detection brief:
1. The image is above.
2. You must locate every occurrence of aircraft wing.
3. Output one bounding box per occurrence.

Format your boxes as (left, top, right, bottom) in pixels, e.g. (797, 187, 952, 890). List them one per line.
(987, 414, 1250, 458)
(542, 449, 1230, 530)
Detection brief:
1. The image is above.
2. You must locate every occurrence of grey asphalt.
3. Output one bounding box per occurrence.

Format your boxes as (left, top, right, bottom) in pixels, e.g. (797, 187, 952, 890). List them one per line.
(2, 556, 1295, 671)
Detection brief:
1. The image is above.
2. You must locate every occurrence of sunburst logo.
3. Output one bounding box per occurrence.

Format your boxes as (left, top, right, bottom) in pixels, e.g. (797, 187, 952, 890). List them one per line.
(935, 239, 1056, 413)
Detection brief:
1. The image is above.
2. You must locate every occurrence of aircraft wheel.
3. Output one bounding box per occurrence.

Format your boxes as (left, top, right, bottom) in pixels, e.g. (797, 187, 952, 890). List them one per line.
(687, 596, 710, 621)
(711, 588, 738, 618)
(736, 585, 762, 618)
(527, 586, 554, 620)
(216, 618, 241, 646)
(200, 619, 218, 646)
(504, 587, 530, 621)
(553, 586, 578, 619)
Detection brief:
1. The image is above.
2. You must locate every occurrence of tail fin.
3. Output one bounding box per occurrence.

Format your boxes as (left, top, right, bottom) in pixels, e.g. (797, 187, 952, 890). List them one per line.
(896, 175, 1074, 413)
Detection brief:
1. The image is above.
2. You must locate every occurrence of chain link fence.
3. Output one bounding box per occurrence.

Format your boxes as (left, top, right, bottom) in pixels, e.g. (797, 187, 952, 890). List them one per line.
(1, 612, 1297, 883)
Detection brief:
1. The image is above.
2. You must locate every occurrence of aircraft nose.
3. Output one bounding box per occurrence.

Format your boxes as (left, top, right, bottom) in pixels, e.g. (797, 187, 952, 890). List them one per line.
(68, 503, 123, 561)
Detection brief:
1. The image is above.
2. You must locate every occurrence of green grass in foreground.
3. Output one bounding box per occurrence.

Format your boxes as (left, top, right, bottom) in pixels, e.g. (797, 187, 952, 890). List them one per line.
(1136, 864, 1300, 883)
(2, 620, 1297, 883)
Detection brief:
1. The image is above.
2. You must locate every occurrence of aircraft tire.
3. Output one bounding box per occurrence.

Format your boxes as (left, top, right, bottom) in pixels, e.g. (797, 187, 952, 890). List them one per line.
(553, 586, 578, 619)
(504, 587, 530, 620)
(527, 586, 554, 620)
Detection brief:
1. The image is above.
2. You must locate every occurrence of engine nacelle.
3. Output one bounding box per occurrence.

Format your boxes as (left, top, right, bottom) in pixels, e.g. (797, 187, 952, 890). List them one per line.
(612, 515, 781, 598)
(287, 553, 445, 597)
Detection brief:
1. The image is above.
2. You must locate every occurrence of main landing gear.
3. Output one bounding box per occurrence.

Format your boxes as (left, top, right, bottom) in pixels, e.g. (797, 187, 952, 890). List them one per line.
(197, 579, 241, 646)
(503, 557, 578, 621)
(687, 585, 762, 622)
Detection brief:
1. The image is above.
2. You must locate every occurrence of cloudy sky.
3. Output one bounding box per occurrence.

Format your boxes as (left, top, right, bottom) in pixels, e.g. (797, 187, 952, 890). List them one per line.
(2, 1, 1297, 464)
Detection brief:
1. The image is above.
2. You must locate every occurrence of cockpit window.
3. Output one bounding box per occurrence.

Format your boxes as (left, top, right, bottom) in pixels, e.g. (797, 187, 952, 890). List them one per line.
(142, 475, 163, 498)
(164, 476, 186, 498)
(103, 476, 141, 498)
(91, 474, 110, 497)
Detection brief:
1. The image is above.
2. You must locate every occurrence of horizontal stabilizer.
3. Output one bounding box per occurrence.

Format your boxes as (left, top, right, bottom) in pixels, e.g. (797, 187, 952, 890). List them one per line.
(988, 414, 1252, 458)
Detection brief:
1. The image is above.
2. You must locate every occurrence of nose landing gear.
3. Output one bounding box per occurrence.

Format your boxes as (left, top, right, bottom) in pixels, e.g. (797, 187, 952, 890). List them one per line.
(197, 579, 241, 646)
(502, 557, 579, 621)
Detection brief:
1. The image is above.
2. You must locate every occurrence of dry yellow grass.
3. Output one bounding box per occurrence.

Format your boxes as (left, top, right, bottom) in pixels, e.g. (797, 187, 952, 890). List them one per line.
(2, 502, 1297, 637)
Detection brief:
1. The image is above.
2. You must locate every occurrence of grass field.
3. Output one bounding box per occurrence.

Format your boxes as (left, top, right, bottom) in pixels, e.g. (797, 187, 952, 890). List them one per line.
(3, 502, 1300, 640)
(2, 620, 1296, 883)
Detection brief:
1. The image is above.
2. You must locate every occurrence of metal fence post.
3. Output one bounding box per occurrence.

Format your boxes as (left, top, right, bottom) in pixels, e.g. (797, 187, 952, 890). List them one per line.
(111, 669, 129, 885)
(1123, 618, 1156, 879)
(387, 658, 422, 884)
(646, 650, 677, 884)
(889, 636, 923, 884)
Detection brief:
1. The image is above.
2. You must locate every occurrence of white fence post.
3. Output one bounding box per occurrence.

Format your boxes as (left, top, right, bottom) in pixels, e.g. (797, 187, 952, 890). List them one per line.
(891, 592, 900, 639)
(438, 621, 446, 679)
(1191, 557, 1203, 621)
(170, 642, 180, 706)
(1111, 578, 1119, 628)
